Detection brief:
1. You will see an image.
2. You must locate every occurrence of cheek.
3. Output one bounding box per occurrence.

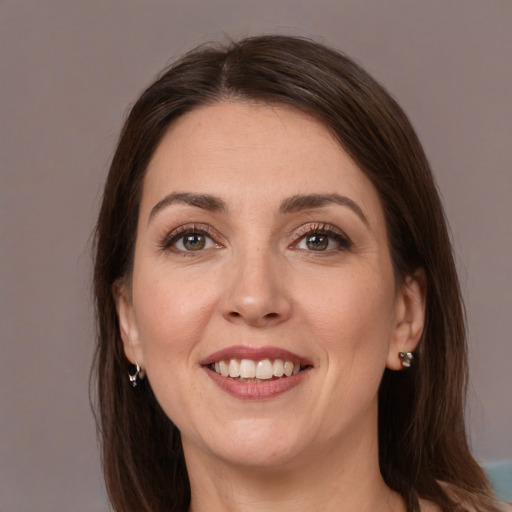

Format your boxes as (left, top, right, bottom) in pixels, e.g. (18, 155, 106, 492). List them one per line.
(302, 268, 393, 339)
(130, 268, 222, 428)
(300, 272, 395, 428)
(132, 265, 220, 370)
(298, 268, 395, 383)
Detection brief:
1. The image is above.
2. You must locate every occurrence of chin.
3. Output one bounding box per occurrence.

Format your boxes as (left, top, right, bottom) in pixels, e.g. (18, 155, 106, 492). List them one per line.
(185, 417, 313, 470)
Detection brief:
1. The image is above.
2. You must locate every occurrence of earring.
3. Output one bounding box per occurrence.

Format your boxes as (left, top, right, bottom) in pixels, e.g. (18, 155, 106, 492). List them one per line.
(398, 352, 414, 368)
(128, 362, 145, 387)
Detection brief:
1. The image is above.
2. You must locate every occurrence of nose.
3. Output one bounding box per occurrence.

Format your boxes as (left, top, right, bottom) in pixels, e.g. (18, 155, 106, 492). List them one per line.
(221, 247, 292, 328)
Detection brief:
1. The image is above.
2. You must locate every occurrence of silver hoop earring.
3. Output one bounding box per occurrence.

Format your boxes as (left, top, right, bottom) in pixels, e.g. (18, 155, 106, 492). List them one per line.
(398, 352, 414, 368)
(128, 362, 145, 387)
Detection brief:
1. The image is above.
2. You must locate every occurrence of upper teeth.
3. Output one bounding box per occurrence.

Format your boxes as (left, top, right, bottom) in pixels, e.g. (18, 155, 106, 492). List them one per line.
(213, 358, 300, 380)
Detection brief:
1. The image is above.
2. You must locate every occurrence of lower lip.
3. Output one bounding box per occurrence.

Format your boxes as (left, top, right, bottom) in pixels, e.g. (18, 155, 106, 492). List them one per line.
(204, 367, 309, 400)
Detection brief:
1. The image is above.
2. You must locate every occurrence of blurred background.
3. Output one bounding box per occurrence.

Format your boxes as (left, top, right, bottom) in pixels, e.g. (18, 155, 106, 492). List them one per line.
(1, 1, 511, 510)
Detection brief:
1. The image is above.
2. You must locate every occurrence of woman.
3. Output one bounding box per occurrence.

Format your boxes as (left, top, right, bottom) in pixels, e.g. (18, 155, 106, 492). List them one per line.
(92, 35, 506, 511)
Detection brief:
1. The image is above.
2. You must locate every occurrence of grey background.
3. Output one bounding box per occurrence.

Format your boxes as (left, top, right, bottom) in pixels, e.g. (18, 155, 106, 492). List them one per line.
(1, 1, 511, 511)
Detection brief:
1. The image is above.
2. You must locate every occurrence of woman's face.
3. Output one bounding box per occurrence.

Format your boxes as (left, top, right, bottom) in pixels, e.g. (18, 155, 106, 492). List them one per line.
(116, 101, 424, 470)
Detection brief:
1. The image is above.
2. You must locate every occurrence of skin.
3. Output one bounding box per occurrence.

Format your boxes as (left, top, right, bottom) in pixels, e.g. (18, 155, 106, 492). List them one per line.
(115, 101, 427, 512)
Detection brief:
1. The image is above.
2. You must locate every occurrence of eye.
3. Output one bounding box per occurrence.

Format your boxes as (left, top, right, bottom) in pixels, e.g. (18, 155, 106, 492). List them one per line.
(175, 232, 214, 251)
(301, 234, 330, 251)
(160, 225, 221, 253)
(293, 224, 352, 252)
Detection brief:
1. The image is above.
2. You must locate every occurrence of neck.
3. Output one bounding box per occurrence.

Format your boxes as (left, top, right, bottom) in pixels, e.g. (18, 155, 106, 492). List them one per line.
(184, 413, 404, 512)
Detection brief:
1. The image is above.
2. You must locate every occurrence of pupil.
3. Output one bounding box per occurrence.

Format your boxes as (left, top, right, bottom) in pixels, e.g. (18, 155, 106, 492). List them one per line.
(184, 234, 205, 250)
(306, 234, 328, 250)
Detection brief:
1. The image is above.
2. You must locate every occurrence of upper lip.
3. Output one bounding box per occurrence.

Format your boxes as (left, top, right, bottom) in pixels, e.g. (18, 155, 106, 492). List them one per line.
(200, 345, 313, 367)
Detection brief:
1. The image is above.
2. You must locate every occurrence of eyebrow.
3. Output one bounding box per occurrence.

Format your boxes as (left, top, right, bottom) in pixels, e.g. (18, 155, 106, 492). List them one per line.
(148, 192, 227, 223)
(149, 191, 369, 228)
(280, 193, 369, 227)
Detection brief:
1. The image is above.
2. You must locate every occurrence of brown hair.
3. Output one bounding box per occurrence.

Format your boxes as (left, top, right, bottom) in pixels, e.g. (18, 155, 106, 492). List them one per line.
(92, 35, 498, 512)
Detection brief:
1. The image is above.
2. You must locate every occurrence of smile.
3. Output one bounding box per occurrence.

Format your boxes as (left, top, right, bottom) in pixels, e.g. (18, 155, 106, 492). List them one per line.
(210, 358, 302, 381)
(201, 346, 312, 399)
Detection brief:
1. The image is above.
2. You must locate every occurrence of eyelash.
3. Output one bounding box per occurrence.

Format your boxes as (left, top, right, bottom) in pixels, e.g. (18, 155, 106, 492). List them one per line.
(292, 223, 353, 252)
(159, 222, 352, 254)
(159, 224, 220, 253)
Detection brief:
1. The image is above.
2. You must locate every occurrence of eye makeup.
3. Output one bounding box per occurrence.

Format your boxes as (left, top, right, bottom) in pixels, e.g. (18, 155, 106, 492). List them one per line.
(290, 222, 353, 252)
(158, 223, 222, 253)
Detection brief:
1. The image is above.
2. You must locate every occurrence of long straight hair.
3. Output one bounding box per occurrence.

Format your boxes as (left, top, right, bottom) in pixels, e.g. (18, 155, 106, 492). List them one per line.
(93, 35, 498, 512)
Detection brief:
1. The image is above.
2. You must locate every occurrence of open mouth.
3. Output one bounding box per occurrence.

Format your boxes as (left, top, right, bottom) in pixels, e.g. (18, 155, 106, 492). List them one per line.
(208, 358, 309, 382)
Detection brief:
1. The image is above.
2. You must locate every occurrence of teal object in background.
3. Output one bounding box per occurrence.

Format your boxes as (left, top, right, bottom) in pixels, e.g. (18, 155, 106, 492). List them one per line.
(483, 459, 512, 503)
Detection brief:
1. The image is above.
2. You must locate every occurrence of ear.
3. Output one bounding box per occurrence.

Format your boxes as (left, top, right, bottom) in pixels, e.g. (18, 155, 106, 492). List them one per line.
(386, 269, 426, 371)
(113, 278, 144, 367)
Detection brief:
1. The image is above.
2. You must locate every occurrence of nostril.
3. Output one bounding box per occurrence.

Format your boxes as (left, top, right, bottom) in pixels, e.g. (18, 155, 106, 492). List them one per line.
(226, 310, 279, 322)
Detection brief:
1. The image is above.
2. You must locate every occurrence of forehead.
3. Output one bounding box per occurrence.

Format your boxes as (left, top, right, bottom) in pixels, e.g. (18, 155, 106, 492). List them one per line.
(141, 101, 384, 222)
